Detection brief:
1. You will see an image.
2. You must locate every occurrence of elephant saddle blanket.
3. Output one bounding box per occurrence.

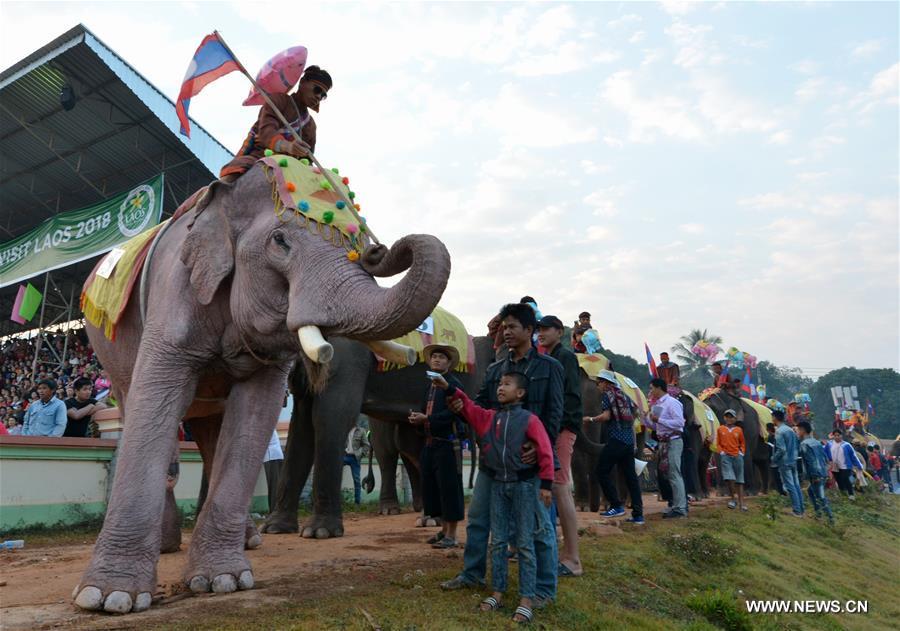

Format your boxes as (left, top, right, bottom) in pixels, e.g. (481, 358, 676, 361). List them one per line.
(81, 221, 167, 341)
(377, 305, 474, 373)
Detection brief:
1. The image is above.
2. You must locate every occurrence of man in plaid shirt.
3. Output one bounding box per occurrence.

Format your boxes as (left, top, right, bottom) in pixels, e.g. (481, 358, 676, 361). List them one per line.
(584, 370, 644, 524)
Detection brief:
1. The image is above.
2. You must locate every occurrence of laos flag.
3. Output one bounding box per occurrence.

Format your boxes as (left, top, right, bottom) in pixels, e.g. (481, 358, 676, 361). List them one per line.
(176, 32, 240, 137)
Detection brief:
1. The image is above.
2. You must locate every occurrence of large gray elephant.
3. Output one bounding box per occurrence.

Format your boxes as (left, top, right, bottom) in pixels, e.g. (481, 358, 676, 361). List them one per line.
(72, 164, 450, 614)
(262, 335, 495, 538)
(703, 389, 770, 494)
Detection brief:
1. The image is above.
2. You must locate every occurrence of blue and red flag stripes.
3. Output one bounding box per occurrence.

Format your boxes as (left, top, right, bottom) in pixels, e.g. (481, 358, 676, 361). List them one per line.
(644, 342, 658, 378)
(742, 366, 754, 398)
(176, 33, 241, 137)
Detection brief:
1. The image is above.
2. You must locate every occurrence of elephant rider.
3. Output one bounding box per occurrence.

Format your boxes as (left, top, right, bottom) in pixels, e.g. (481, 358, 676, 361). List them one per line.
(219, 65, 332, 183)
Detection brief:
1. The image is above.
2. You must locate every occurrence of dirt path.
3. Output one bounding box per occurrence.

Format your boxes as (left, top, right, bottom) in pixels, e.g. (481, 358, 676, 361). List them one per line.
(0, 495, 727, 629)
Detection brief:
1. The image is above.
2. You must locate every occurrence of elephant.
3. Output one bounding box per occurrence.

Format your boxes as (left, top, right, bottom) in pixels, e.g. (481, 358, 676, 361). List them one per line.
(72, 162, 451, 614)
(702, 389, 771, 494)
(262, 335, 495, 538)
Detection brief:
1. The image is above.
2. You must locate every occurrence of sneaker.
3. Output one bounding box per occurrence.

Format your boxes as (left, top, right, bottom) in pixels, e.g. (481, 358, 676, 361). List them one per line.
(662, 511, 685, 519)
(727, 500, 737, 509)
(426, 532, 445, 545)
(792, 511, 804, 518)
(440, 575, 482, 591)
(601, 506, 626, 518)
(432, 537, 458, 549)
(625, 516, 645, 525)
(848, 495, 856, 501)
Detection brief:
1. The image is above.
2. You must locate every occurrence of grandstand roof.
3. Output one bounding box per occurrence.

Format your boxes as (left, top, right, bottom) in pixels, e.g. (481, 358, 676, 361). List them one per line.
(0, 24, 233, 336)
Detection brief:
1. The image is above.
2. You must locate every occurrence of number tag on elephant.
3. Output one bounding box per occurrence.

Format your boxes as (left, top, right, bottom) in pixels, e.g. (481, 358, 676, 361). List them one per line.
(622, 376, 639, 389)
(96, 247, 125, 279)
(416, 317, 434, 335)
(706, 409, 716, 422)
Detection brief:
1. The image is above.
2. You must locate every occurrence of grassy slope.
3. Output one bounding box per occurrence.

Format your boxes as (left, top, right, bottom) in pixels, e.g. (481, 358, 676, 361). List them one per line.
(157, 492, 899, 631)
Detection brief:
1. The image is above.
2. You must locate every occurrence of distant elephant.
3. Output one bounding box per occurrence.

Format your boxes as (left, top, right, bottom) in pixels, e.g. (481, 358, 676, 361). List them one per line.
(72, 163, 450, 614)
(262, 335, 495, 538)
(702, 389, 770, 494)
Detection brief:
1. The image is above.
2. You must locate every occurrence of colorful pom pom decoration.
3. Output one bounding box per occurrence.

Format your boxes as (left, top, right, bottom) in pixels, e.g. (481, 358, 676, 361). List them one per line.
(279, 158, 289, 167)
(354, 203, 361, 211)
(300, 158, 310, 166)
(346, 224, 358, 234)
(348, 191, 356, 199)
(331, 167, 340, 174)
(342, 177, 350, 185)
(320, 180, 332, 190)
(264, 149, 274, 157)
(323, 211, 334, 224)
(335, 200, 346, 209)
(347, 250, 360, 262)
(286, 182, 296, 193)
(298, 200, 310, 211)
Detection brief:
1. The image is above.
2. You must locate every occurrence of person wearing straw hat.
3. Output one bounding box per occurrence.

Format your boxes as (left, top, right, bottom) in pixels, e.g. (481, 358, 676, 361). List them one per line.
(220, 65, 333, 182)
(585, 370, 644, 524)
(409, 344, 465, 549)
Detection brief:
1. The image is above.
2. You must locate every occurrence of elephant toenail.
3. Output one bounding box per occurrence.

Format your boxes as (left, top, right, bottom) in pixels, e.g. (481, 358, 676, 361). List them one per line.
(74, 586, 103, 610)
(103, 591, 133, 614)
(237, 571, 254, 590)
(189, 576, 210, 593)
(211, 574, 237, 593)
(133, 592, 152, 612)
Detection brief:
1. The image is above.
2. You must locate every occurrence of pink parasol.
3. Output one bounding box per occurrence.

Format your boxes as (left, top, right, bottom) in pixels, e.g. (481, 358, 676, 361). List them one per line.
(242, 45, 308, 106)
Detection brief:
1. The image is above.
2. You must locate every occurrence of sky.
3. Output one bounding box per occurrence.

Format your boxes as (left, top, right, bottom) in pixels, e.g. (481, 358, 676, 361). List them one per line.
(1, 1, 898, 375)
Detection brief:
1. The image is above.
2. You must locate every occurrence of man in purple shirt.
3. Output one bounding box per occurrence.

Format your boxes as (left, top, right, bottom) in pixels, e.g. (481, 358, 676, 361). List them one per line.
(645, 378, 687, 518)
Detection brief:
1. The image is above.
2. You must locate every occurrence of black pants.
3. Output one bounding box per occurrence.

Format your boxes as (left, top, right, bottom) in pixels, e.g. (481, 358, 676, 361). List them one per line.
(596, 438, 643, 518)
(421, 441, 465, 522)
(682, 440, 699, 496)
(264, 459, 283, 513)
(834, 469, 854, 496)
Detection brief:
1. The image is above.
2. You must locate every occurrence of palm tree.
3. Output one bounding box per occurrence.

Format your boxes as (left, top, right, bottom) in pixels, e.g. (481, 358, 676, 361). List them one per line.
(671, 328, 723, 375)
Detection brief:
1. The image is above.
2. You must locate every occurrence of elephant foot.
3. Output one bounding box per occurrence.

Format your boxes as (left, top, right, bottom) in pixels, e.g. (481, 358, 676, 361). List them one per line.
(260, 510, 299, 534)
(414, 515, 441, 527)
(245, 518, 262, 550)
(73, 551, 156, 614)
(183, 549, 253, 596)
(300, 513, 344, 539)
(379, 502, 402, 516)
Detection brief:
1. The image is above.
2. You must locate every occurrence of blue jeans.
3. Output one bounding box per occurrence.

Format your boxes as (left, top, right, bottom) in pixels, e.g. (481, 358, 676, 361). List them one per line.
(806, 478, 833, 520)
(490, 481, 537, 598)
(532, 477, 558, 600)
(343, 454, 361, 504)
(779, 464, 804, 514)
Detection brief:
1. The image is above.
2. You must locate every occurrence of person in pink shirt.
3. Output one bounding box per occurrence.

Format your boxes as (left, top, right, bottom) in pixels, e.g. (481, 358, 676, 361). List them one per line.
(431, 370, 553, 625)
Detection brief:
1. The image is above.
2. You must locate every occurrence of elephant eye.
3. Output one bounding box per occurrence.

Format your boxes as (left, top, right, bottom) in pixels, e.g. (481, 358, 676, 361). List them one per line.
(272, 231, 289, 250)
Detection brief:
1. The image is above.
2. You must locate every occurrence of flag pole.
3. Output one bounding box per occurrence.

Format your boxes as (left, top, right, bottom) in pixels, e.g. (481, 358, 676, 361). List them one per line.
(214, 31, 380, 245)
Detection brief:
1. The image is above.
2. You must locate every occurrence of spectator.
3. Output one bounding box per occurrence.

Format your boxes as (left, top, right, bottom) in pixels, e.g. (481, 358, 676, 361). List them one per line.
(442, 302, 563, 611)
(64, 377, 107, 438)
(21, 378, 67, 437)
(434, 370, 554, 625)
(263, 429, 284, 513)
(717, 409, 747, 511)
(797, 421, 833, 523)
(772, 410, 804, 517)
(408, 344, 466, 549)
(766, 422, 785, 495)
(826, 431, 864, 500)
(587, 370, 644, 524)
(577, 311, 592, 328)
(873, 445, 893, 492)
(536, 315, 584, 575)
(645, 378, 687, 518)
(6, 416, 22, 435)
(343, 418, 370, 505)
(571, 325, 589, 354)
(94, 369, 111, 393)
(657, 352, 680, 387)
(711, 361, 725, 387)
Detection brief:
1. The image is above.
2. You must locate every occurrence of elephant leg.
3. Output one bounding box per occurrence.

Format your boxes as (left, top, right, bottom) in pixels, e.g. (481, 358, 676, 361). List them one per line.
(397, 423, 425, 513)
(74, 352, 199, 614)
(571, 448, 591, 512)
(588, 457, 602, 513)
(371, 419, 401, 515)
(183, 365, 286, 595)
(262, 395, 313, 534)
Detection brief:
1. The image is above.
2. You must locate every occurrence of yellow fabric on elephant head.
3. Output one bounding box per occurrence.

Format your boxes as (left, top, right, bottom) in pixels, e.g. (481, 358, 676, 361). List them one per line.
(80, 222, 166, 341)
(576, 353, 611, 378)
(741, 397, 773, 438)
(577, 355, 646, 431)
(684, 391, 720, 452)
(377, 306, 473, 373)
(261, 155, 370, 256)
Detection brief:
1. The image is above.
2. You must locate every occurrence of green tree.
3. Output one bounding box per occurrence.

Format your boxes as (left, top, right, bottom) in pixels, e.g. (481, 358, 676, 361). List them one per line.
(671, 329, 723, 377)
(809, 368, 900, 438)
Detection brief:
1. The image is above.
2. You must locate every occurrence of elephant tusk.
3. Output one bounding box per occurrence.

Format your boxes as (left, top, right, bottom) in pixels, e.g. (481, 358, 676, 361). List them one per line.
(298, 326, 334, 364)
(365, 340, 417, 367)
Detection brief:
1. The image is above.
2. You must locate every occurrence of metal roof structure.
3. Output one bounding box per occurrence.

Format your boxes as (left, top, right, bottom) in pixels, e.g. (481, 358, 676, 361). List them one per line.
(0, 24, 234, 337)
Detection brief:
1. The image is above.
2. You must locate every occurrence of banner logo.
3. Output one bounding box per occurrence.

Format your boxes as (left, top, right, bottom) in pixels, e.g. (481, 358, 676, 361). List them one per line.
(118, 185, 155, 237)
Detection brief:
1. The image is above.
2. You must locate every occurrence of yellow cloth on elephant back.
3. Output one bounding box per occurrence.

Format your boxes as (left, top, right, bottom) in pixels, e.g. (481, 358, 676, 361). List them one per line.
(576, 353, 611, 377)
(81, 222, 166, 341)
(577, 354, 646, 431)
(684, 391, 720, 452)
(378, 306, 473, 373)
(741, 397, 773, 438)
(260, 155, 369, 256)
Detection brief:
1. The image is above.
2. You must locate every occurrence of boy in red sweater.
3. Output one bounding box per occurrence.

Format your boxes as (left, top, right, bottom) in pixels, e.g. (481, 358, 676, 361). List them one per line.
(431, 371, 553, 625)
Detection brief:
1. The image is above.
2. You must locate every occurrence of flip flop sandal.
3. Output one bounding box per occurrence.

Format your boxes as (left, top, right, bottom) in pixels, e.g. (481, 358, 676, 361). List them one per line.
(479, 596, 503, 612)
(727, 501, 737, 509)
(513, 605, 534, 624)
(432, 537, 458, 549)
(558, 563, 579, 577)
(426, 532, 445, 544)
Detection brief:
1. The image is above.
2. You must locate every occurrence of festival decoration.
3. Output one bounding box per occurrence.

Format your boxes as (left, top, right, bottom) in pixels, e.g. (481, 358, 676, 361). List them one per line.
(582, 329, 603, 354)
(243, 45, 308, 106)
(756, 384, 767, 401)
(723, 346, 757, 370)
(765, 398, 785, 412)
(794, 393, 811, 404)
(690, 340, 720, 360)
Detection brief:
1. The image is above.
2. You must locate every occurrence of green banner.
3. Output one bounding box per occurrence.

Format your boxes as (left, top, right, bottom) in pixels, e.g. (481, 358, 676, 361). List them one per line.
(0, 175, 164, 287)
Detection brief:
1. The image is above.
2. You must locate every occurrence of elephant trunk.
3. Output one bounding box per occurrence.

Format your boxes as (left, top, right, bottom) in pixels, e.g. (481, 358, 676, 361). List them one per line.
(287, 233, 451, 343)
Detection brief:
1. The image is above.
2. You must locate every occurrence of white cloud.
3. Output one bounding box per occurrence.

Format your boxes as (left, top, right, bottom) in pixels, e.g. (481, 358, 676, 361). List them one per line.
(583, 185, 630, 218)
(608, 14, 642, 28)
(580, 160, 611, 175)
(505, 41, 587, 77)
(661, 1, 701, 16)
(602, 71, 705, 142)
(768, 130, 792, 145)
(790, 59, 820, 75)
(629, 31, 647, 44)
(679, 223, 705, 234)
(665, 21, 726, 68)
(795, 77, 826, 101)
(851, 39, 883, 58)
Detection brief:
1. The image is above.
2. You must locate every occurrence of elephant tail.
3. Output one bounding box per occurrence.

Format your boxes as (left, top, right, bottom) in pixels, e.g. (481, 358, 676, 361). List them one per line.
(573, 425, 605, 456)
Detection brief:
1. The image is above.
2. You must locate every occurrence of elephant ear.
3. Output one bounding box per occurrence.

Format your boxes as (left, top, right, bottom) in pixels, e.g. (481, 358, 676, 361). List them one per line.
(180, 180, 235, 305)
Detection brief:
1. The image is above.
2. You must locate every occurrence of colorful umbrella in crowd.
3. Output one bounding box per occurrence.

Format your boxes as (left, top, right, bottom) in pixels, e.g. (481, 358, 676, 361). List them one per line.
(243, 45, 308, 106)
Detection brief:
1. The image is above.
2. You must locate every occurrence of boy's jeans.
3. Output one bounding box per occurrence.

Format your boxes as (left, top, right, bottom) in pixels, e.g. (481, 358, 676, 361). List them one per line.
(779, 464, 805, 514)
(806, 478, 833, 520)
(532, 477, 558, 601)
(490, 480, 537, 598)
